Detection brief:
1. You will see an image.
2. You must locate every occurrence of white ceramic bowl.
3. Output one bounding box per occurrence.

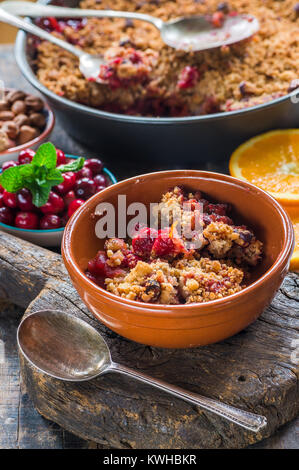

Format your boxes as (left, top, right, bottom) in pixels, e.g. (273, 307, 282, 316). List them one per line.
(0, 157, 117, 247)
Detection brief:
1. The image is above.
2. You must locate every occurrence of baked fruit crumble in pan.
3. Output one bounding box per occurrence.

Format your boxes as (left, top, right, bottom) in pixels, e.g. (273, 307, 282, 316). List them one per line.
(85, 186, 263, 304)
(34, 0, 299, 117)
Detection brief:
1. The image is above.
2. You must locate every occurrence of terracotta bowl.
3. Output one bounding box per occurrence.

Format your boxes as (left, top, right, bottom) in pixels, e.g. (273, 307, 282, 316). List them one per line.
(62, 170, 294, 349)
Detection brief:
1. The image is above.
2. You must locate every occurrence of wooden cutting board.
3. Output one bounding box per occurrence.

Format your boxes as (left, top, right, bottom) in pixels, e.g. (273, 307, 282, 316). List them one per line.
(0, 231, 298, 449)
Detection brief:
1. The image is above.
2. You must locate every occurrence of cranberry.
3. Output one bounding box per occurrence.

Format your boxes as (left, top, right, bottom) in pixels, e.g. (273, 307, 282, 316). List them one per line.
(54, 172, 76, 194)
(206, 203, 229, 216)
(18, 149, 35, 165)
(177, 66, 200, 89)
(40, 214, 61, 229)
(217, 2, 229, 13)
(68, 198, 85, 217)
(84, 158, 103, 175)
(76, 167, 93, 180)
(63, 190, 76, 208)
(85, 271, 102, 286)
(151, 229, 175, 258)
(88, 251, 107, 277)
(0, 185, 3, 194)
(60, 212, 69, 227)
(211, 11, 225, 28)
(95, 185, 106, 193)
(17, 188, 34, 211)
(93, 174, 107, 187)
(132, 227, 157, 258)
(0, 207, 14, 225)
(74, 178, 96, 200)
(125, 252, 140, 269)
(35, 17, 61, 32)
(2, 160, 18, 171)
(56, 148, 66, 166)
(15, 211, 39, 230)
(0, 193, 4, 208)
(3, 190, 18, 209)
(40, 191, 64, 214)
(203, 213, 233, 226)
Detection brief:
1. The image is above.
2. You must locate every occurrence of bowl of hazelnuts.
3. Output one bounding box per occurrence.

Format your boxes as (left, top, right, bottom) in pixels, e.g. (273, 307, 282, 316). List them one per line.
(0, 88, 55, 165)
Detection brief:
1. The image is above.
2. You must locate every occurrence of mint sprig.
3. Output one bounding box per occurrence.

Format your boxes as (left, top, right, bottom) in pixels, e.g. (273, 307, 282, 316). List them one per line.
(0, 142, 84, 207)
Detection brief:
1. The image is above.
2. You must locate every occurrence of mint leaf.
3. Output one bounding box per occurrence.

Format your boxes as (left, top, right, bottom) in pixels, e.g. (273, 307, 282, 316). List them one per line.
(32, 142, 57, 169)
(58, 157, 84, 173)
(28, 182, 52, 208)
(0, 165, 25, 192)
(46, 168, 64, 186)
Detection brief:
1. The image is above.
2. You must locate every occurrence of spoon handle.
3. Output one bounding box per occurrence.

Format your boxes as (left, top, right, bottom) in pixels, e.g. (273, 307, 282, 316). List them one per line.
(0, 7, 85, 58)
(110, 362, 267, 433)
(0, 1, 164, 30)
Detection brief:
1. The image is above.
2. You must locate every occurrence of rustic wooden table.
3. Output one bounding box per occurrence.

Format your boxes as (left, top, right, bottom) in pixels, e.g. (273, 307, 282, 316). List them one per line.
(0, 44, 298, 449)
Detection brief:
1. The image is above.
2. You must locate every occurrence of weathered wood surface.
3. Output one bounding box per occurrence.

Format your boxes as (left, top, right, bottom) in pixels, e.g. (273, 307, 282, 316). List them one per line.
(0, 301, 106, 449)
(0, 231, 298, 449)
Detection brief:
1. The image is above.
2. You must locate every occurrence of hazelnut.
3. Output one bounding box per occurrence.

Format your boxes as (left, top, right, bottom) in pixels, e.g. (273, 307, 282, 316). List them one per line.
(1, 121, 19, 140)
(0, 100, 9, 111)
(11, 100, 26, 115)
(0, 110, 15, 121)
(6, 89, 26, 104)
(18, 125, 39, 145)
(0, 129, 9, 151)
(29, 112, 46, 129)
(14, 113, 29, 127)
(24, 95, 44, 111)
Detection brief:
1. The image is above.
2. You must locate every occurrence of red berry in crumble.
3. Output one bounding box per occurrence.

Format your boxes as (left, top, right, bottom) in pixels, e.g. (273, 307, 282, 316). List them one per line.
(177, 66, 200, 90)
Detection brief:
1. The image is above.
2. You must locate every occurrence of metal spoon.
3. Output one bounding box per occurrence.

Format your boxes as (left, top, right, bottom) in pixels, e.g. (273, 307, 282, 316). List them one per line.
(17, 310, 267, 432)
(0, 8, 106, 83)
(0, 1, 260, 52)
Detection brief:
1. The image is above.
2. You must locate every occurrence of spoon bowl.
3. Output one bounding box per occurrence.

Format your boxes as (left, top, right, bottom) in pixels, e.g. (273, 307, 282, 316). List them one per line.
(18, 310, 111, 381)
(161, 14, 259, 51)
(17, 310, 267, 432)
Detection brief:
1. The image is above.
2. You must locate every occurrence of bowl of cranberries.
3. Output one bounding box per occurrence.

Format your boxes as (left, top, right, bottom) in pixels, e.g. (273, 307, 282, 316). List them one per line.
(0, 144, 117, 246)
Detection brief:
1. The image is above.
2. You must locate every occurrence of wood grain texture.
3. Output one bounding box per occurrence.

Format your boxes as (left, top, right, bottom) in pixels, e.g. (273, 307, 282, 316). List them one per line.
(0, 231, 298, 449)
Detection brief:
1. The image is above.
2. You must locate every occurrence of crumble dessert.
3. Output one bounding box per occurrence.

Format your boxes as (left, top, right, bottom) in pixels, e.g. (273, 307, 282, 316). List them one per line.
(85, 186, 263, 304)
(34, 0, 299, 117)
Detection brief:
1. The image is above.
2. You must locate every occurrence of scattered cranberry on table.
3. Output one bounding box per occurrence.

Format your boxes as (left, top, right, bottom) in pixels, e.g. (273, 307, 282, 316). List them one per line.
(0, 147, 111, 230)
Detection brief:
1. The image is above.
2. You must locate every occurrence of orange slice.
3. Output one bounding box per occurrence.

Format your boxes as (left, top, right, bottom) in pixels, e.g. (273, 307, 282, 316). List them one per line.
(283, 206, 299, 271)
(229, 129, 299, 205)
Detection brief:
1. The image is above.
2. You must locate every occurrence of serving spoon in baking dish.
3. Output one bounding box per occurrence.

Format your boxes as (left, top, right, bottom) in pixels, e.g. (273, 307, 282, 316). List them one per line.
(17, 310, 267, 432)
(1, 1, 260, 52)
(0, 7, 107, 83)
